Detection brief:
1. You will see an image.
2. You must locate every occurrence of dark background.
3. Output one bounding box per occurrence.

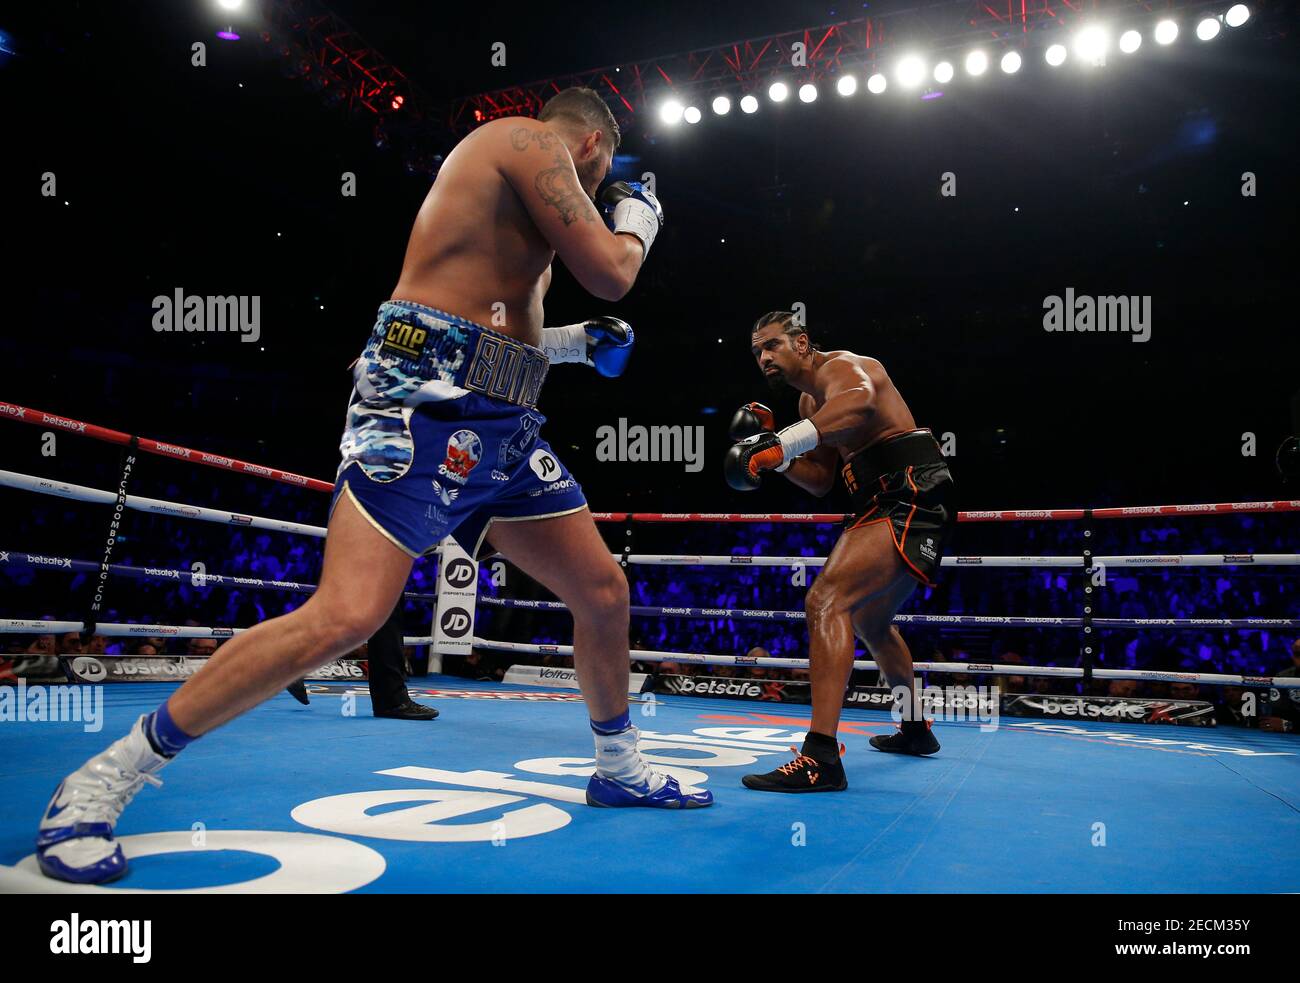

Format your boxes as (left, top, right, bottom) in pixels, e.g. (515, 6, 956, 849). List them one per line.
(2, 0, 1298, 514)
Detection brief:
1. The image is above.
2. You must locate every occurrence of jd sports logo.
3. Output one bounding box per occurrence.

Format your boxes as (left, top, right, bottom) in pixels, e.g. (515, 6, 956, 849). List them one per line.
(444, 558, 475, 589)
(440, 608, 472, 637)
(71, 658, 107, 683)
(529, 449, 561, 482)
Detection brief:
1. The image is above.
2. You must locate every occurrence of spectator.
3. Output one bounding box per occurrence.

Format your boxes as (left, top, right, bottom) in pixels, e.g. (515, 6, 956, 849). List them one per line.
(13, 634, 60, 680)
(1263, 639, 1300, 727)
(1107, 678, 1141, 699)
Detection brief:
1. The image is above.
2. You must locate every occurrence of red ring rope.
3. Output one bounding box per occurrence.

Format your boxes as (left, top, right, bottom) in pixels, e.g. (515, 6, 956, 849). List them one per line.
(5, 401, 1298, 521)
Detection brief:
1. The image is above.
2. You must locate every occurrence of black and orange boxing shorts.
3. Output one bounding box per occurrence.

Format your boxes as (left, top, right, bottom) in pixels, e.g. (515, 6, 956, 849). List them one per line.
(840, 429, 955, 586)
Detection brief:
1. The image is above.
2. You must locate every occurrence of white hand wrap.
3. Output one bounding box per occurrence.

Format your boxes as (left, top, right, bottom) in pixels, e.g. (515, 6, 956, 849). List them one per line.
(611, 197, 661, 257)
(541, 323, 590, 365)
(775, 419, 820, 472)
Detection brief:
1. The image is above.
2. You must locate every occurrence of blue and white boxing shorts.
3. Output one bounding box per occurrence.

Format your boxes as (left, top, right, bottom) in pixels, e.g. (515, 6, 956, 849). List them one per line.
(331, 299, 587, 559)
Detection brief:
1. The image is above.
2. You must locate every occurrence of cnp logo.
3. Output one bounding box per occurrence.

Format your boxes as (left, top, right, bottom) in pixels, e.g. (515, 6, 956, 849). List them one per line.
(444, 558, 476, 589)
(440, 608, 472, 638)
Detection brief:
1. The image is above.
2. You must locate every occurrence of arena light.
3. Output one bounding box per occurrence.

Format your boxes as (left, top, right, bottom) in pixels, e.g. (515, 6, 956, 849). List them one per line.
(216, 0, 244, 9)
(896, 55, 926, 88)
(1196, 17, 1222, 41)
(1045, 44, 1067, 67)
(837, 74, 858, 96)
(1155, 20, 1179, 45)
(1074, 26, 1109, 64)
(683, 106, 702, 124)
(798, 83, 818, 103)
(1000, 51, 1022, 74)
(934, 61, 954, 83)
(867, 72, 887, 94)
(1225, 4, 1250, 27)
(965, 50, 989, 76)
(740, 94, 759, 114)
(712, 94, 731, 115)
(768, 80, 789, 102)
(1119, 30, 1142, 54)
(659, 99, 684, 125)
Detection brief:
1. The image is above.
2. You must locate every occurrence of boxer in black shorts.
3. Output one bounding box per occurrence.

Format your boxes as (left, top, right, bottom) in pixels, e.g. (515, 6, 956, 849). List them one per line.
(725, 311, 955, 792)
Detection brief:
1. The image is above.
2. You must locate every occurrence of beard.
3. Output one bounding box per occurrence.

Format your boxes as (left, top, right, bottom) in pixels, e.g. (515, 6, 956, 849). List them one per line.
(764, 368, 785, 391)
(576, 158, 603, 200)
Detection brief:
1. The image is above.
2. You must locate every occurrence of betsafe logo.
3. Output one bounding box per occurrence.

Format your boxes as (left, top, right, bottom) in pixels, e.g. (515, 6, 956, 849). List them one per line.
(444, 557, 476, 589)
(440, 608, 472, 638)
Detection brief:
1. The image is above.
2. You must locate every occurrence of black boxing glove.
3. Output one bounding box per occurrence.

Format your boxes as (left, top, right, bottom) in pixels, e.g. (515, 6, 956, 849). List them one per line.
(723, 419, 821, 490)
(725, 433, 784, 491)
(727, 401, 776, 441)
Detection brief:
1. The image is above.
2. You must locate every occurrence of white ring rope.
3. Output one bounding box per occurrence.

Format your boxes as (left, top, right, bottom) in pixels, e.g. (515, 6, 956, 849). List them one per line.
(461, 637, 1300, 689)
(611, 552, 1300, 568)
(6, 619, 1296, 688)
(0, 469, 327, 539)
(3, 468, 1288, 567)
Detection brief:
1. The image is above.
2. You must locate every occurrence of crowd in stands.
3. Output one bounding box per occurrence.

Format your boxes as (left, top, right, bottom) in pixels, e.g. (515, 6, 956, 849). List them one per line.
(3, 473, 1297, 728)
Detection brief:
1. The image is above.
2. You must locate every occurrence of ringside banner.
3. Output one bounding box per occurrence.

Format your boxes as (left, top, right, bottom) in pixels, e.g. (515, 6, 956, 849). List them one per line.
(504, 664, 651, 692)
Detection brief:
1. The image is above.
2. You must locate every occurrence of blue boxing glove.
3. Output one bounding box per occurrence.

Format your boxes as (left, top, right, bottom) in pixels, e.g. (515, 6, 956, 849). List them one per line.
(541, 316, 635, 377)
(599, 180, 663, 258)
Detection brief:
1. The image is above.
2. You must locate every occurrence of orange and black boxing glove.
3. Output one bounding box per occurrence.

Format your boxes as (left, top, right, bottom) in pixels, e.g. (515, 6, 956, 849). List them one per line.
(724, 406, 820, 491)
(727, 401, 776, 440)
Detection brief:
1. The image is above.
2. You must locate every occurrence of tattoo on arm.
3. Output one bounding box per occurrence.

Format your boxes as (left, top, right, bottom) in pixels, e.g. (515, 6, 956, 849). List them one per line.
(535, 163, 595, 226)
(511, 125, 595, 226)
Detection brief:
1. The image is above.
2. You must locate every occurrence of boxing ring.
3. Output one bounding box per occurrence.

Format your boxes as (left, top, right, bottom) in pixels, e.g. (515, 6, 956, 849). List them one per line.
(1, 402, 1298, 893)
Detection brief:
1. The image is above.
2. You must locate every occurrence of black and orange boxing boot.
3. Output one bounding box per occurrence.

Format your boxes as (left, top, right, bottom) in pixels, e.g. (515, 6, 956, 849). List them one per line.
(869, 718, 940, 756)
(742, 731, 847, 792)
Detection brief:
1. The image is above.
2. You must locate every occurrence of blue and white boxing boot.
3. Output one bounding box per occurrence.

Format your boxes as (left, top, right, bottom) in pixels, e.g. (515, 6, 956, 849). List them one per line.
(36, 715, 170, 883)
(585, 717, 713, 809)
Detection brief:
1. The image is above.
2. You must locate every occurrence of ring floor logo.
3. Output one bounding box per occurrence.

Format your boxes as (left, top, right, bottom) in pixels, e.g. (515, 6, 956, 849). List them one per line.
(1, 722, 804, 893)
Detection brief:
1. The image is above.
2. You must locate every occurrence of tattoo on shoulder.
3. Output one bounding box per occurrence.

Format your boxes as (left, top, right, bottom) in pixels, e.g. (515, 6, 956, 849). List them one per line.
(510, 127, 559, 153)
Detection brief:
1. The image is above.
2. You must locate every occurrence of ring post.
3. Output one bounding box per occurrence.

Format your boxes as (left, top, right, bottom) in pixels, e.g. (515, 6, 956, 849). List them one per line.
(431, 536, 478, 672)
(1081, 508, 1095, 694)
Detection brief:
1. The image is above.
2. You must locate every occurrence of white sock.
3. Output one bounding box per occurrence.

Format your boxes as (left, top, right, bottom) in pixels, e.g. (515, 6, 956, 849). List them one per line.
(593, 726, 666, 792)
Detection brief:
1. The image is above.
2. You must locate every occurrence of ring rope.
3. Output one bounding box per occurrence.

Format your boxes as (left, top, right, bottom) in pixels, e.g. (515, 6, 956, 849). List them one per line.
(0, 402, 333, 493)
(7, 471, 1288, 568)
(5, 619, 1294, 688)
(609, 552, 1300, 568)
(4, 403, 1297, 522)
(3, 557, 1291, 629)
(475, 596, 1300, 629)
(0, 470, 327, 539)
(462, 637, 1300, 688)
(0, 551, 439, 602)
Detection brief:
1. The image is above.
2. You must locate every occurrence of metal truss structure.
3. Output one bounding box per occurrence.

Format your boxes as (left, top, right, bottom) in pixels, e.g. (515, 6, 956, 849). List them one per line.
(247, 0, 1270, 168)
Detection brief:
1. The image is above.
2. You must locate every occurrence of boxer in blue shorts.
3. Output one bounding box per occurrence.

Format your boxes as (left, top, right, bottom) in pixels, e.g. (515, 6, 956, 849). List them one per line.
(37, 87, 708, 885)
(332, 299, 591, 561)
